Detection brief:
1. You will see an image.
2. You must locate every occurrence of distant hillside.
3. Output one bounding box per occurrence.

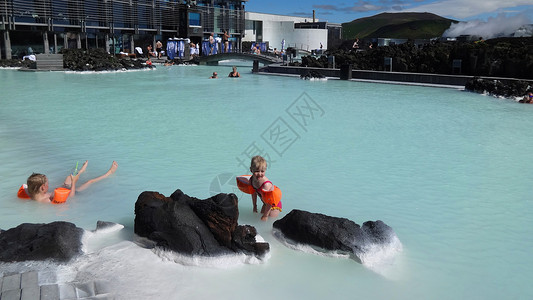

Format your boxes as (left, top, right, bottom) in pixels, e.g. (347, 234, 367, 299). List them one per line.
(342, 12, 456, 40)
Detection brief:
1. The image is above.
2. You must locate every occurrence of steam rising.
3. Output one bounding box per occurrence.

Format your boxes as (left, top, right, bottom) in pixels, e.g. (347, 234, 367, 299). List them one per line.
(443, 14, 532, 39)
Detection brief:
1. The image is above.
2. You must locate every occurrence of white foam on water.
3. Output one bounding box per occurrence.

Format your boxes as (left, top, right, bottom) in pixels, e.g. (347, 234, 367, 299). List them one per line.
(255, 233, 266, 243)
(0, 232, 267, 299)
(272, 228, 403, 278)
(306, 77, 328, 81)
(139, 232, 269, 268)
(152, 247, 266, 267)
(72, 241, 177, 299)
(357, 234, 404, 278)
(64, 68, 155, 74)
(272, 228, 352, 259)
(82, 223, 126, 253)
(93, 223, 125, 234)
(72, 237, 271, 299)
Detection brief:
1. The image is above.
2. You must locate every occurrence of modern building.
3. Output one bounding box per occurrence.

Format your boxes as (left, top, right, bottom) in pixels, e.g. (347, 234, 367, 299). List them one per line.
(244, 11, 341, 53)
(244, 11, 325, 52)
(0, 0, 247, 59)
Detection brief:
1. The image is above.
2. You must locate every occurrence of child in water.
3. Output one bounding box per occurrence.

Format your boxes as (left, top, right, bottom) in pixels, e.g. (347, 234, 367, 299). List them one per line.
(26, 160, 118, 203)
(243, 155, 282, 221)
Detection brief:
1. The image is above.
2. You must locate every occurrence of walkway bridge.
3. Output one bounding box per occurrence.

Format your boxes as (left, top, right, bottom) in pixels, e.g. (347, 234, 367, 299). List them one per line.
(198, 52, 282, 65)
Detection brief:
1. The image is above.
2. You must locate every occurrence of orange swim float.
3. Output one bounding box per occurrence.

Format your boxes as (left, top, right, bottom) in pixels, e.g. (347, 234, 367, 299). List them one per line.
(52, 187, 70, 204)
(17, 184, 70, 203)
(17, 184, 30, 198)
(261, 185, 282, 208)
(236, 175, 255, 194)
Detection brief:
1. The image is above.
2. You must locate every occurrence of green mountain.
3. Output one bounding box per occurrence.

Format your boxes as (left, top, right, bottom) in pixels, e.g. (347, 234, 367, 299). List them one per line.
(342, 12, 456, 40)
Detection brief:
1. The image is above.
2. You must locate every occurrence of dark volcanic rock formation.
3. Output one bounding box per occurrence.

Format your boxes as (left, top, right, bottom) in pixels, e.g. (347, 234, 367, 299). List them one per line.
(0, 221, 84, 262)
(300, 70, 326, 80)
(273, 209, 397, 262)
(465, 76, 532, 98)
(63, 48, 153, 71)
(134, 189, 269, 258)
(0, 59, 34, 68)
(300, 37, 533, 80)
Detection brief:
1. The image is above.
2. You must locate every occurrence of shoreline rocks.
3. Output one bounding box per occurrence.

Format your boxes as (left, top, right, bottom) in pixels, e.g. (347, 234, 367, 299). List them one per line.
(465, 76, 532, 99)
(0, 221, 84, 262)
(0, 59, 34, 68)
(63, 49, 152, 71)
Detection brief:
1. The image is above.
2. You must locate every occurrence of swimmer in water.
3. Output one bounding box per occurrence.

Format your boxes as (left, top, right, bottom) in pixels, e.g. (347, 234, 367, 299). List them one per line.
(26, 161, 118, 203)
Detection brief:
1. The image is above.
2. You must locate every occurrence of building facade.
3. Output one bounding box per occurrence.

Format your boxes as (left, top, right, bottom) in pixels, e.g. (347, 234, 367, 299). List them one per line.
(0, 0, 247, 59)
(244, 11, 340, 53)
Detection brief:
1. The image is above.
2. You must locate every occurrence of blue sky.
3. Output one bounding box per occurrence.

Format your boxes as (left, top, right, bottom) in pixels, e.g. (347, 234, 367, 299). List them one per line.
(245, 0, 533, 24)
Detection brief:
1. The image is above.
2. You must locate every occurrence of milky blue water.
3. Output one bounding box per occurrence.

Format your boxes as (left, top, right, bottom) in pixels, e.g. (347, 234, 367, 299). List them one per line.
(1, 64, 533, 299)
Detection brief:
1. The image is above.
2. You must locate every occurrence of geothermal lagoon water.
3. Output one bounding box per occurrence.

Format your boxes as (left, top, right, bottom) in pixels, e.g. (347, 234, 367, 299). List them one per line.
(1, 64, 533, 299)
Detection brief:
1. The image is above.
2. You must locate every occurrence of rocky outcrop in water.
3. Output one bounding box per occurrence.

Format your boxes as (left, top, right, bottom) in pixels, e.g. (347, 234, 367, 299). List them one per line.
(465, 76, 532, 98)
(273, 209, 397, 262)
(134, 189, 269, 258)
(300, 70, 326, 80)
(0, 221, 84, 262)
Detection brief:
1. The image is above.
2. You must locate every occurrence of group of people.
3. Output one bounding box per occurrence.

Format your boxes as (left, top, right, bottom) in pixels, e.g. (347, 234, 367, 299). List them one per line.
(210, 66, 241, 78)
(142, 30, 231, 61)
(207, 30, 231, 55)
(146, 41, 164, 59)
(252, 44, 261, 55)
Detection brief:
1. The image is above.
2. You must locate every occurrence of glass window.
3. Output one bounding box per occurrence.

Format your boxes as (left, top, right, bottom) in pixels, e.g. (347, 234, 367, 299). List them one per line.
(189, 12, 201, 26)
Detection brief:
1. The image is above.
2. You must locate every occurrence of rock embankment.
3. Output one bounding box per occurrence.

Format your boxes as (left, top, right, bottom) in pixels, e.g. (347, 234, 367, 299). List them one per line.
(300, 37, 533, 80)
(63, 49, 152, 71)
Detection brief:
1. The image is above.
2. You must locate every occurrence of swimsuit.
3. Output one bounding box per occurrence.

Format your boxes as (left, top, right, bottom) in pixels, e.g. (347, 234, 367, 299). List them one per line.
(253, 180, 270, 194)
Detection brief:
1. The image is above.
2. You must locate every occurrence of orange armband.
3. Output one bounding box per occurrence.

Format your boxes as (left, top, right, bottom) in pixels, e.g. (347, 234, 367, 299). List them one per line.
(236, 175, 255, 194)
(17, 184, 30, 198)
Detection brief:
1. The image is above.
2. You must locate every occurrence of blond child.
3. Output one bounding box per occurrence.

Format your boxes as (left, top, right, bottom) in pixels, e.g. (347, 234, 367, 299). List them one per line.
(245, 155, 282, 221)
(27, 160, 118, 203)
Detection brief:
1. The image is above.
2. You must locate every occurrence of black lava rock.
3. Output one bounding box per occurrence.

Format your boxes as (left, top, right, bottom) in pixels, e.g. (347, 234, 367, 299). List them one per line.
(0, 221, 84, 262)
(134, 189, 269, 258)
(273, 209, 398, 262)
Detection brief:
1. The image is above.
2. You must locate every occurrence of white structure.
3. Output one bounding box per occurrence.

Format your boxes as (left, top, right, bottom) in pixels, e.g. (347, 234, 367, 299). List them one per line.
(244, 12, 328, 52)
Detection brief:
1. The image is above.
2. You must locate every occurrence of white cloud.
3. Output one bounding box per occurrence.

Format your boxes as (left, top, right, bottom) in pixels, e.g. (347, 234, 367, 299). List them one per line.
(408, 0, 533, 19)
